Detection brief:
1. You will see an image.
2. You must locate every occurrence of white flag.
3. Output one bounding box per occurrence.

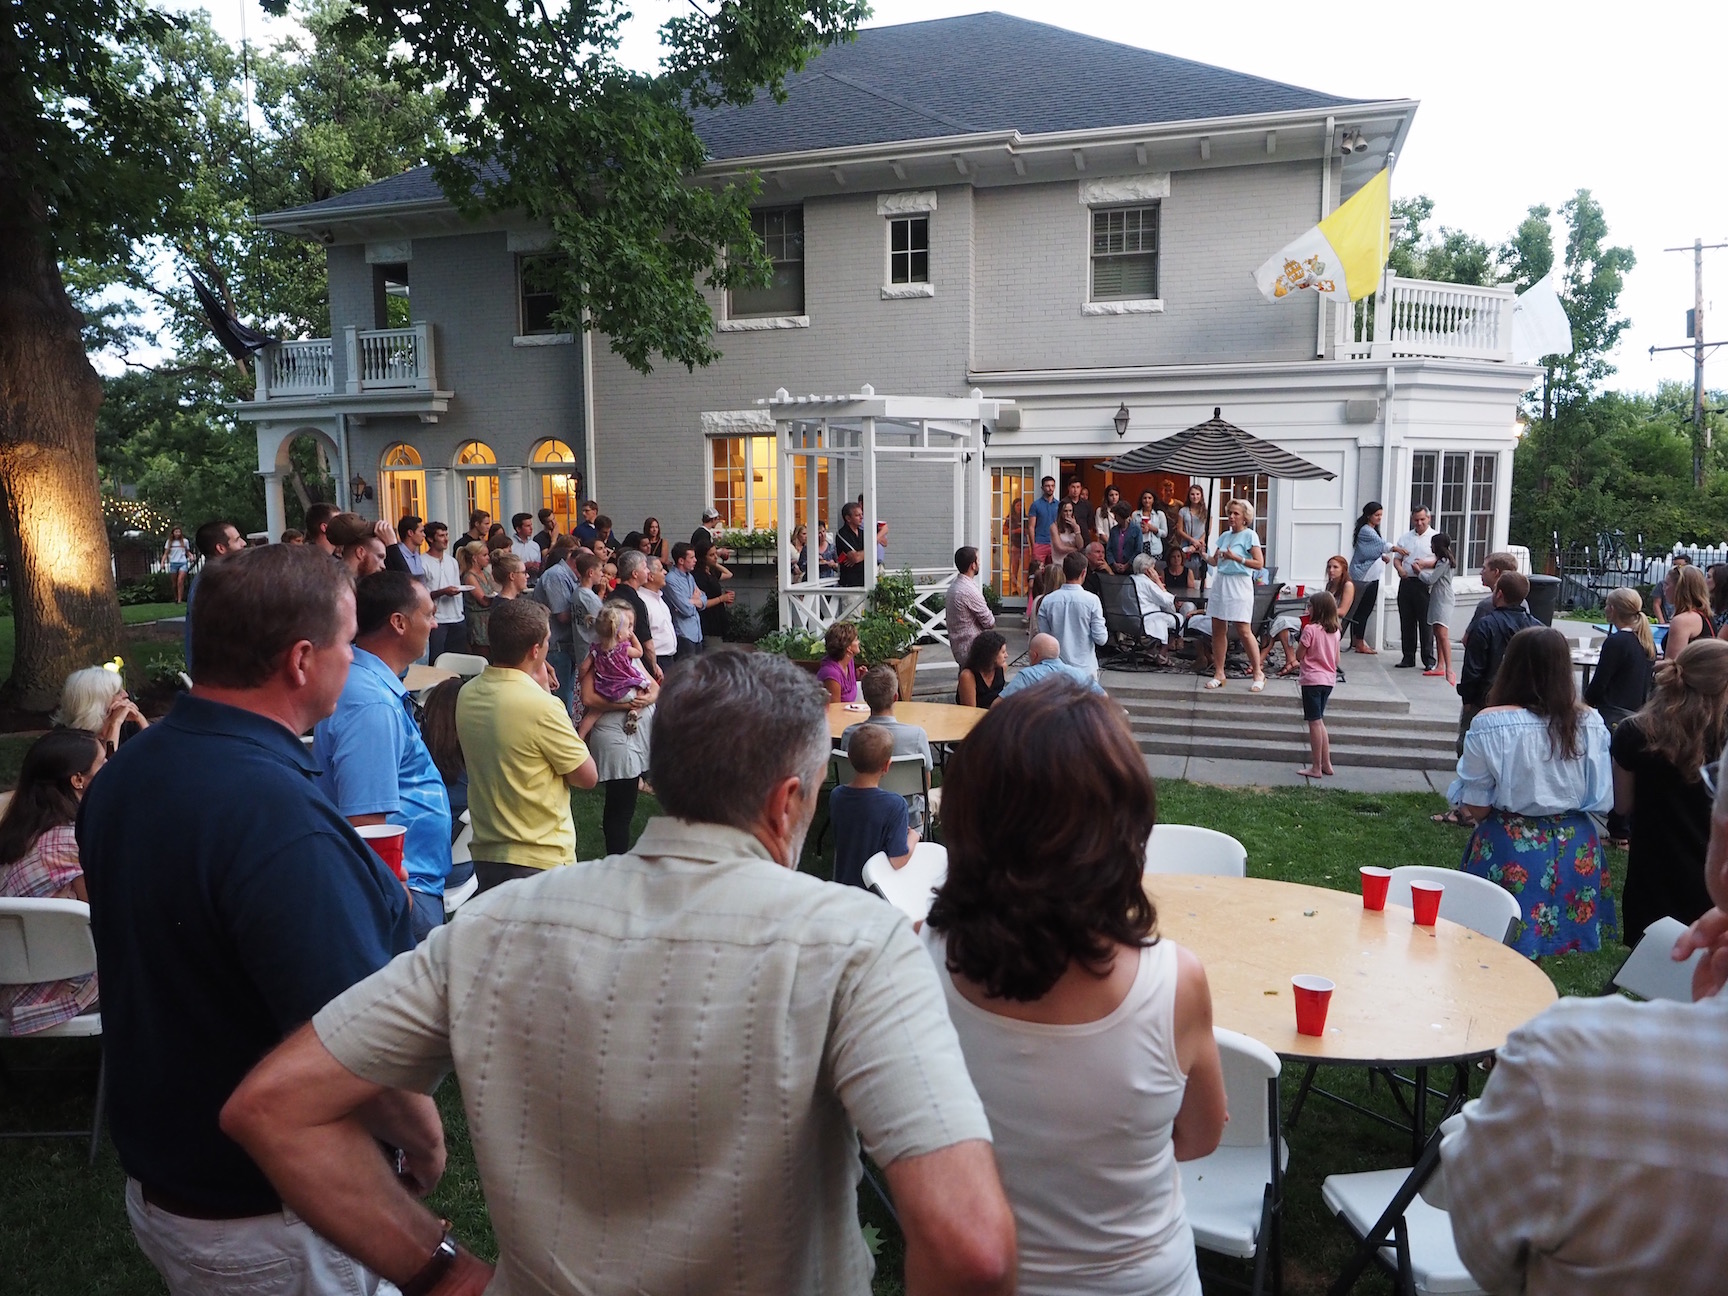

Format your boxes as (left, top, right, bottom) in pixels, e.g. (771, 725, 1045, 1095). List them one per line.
(1511, 270, 1574, 362)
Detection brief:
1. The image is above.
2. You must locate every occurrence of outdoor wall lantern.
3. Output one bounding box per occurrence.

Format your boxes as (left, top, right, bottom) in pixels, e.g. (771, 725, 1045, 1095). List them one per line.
(350, 473, 374, 505)
(1113, 403, 1131, 438)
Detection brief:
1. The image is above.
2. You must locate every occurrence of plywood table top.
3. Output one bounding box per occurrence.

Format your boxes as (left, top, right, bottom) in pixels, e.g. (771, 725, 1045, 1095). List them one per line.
(827, 701, 985, 744)
(1148, 874, 1557, 1066)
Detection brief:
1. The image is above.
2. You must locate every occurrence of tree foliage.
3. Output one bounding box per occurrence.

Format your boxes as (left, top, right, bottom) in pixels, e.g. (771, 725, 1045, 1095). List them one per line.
(300, 0, 870, 372)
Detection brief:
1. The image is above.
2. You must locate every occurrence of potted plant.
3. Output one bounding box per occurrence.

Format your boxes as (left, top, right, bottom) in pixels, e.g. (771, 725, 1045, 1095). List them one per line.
(855, 568, 921, 701)
(755, 627, 826, 673)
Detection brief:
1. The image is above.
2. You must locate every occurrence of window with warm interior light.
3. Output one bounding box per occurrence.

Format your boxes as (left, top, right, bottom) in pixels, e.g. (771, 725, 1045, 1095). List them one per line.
(532, 439, 581, 534)
(380, 443, 425, 524)
(709, 435, 827, 533)
(455, 440, 499, 522)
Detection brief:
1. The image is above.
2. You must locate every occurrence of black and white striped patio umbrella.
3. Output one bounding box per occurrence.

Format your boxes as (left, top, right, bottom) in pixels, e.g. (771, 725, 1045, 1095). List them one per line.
(1100, 408, 1335, 480)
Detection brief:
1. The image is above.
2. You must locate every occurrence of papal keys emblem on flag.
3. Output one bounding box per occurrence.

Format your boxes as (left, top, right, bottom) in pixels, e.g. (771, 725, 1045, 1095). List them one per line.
(1270, 255, 1338, 299)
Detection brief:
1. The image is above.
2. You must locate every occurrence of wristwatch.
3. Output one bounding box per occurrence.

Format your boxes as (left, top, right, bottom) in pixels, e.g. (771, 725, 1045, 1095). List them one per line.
(399, 1223, 460, 1296)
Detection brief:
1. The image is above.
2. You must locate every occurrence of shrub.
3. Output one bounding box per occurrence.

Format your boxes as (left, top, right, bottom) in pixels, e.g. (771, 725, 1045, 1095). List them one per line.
(756, 628, 824, 660)
(982, 582, 1003, 615)
(725, 599, 760, 643)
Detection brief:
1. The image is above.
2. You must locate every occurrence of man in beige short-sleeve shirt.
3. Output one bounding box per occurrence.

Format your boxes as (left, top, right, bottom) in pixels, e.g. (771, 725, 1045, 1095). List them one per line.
(222, 650, 1015, 1296)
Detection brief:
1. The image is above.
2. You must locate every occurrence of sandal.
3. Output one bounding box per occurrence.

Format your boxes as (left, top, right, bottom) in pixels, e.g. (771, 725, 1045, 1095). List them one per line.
(1249, 675, 1266, 693)
(1430, 808, 1472, 827)
(1205, 676, 1225, 689)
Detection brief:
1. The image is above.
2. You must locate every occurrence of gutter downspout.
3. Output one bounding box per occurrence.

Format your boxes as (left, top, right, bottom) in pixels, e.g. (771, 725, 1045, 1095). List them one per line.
(1375, 363, 1396, 652)
(1317, 115, 1334, 358)
(580, 313, 598, 502)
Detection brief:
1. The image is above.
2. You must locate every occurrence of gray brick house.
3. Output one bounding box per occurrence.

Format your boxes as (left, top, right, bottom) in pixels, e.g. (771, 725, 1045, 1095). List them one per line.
(240, 12, 1536, 602)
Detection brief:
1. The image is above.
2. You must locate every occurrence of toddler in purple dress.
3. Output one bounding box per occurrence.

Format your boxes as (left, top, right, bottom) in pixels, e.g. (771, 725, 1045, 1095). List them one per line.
(578, 604, 652, 739)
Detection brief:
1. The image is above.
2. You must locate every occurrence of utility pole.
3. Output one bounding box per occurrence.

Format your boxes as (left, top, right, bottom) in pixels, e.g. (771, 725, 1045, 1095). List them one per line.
(1655, 239, 1728, 487)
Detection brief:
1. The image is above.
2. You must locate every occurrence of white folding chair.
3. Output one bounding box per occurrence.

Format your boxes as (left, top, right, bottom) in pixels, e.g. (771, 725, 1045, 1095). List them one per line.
(861, 842, 948, 924)
(433, 652, 487, 678)
(0, 898, 106, 1164)
(1323, 1113, 1486, 1296)
(445, 811, 478, 915)
(1181, 1028, 1285, 1295)
(1387, 866, 1520, 943)
(1608, 916, 1699, 1002)
(1144, 824, 1247, 877)
(830, 751, 931, 835)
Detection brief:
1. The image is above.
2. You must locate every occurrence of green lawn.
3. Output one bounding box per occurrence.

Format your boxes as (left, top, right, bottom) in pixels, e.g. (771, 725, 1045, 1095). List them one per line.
(1, 782, 1627, 1295)
(0, 605, 185, 704)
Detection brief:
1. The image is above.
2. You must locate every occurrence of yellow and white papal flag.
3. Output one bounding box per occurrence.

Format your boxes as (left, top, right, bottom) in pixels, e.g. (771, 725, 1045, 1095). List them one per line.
(1253, 167, 1392, 303)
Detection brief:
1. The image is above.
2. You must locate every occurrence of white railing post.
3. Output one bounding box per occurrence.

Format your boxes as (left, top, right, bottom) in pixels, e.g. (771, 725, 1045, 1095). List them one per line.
(413, 321, 435, 390)
(344, 326, 360, 394)
(255, 345, 274, 402)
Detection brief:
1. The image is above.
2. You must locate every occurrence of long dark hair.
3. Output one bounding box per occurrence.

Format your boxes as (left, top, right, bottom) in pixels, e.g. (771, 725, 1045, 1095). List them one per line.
(418, 677, 466, 785)
(1429, 532, 1454, 566)
(964, 630, 1007, 680)
(927, 681, 1158, 1001)
(1630, 637, 1728, 780)
(0, 729, 102, 869)
(1710, 564, 1728, 621)
(1486, 627, 1585, 760)
(1354, 501, 1383, 536)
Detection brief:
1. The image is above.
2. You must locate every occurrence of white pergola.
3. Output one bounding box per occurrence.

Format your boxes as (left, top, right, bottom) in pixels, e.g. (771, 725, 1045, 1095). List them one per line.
(769, 385, 1006, 643)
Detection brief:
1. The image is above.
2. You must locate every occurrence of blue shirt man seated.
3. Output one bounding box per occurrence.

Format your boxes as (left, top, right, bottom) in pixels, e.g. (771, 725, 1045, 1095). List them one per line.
(80, 543, 424, 1296)
(829, 723, 920, 889)
(313, 570, 456, 942)
(1000, 632, 1109, 701)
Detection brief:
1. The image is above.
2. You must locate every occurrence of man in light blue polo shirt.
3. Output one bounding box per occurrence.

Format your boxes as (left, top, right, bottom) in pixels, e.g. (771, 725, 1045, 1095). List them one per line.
(313, 570, 454, 941)
(664, 541, 709, 659)
(1000, 633, 1108, 701)
(1035, 550, 1109, 676)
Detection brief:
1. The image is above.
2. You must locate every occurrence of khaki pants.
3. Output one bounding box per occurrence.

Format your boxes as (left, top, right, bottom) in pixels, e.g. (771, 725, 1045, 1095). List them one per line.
(126, 1179, 389, 1296)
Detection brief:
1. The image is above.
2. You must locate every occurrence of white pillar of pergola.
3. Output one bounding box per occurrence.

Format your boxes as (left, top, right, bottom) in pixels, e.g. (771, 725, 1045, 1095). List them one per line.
(769, 385, 1004, 641)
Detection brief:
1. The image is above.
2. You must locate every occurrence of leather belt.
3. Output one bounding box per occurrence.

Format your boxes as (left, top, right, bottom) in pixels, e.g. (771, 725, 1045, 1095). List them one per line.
(140, 1183, 274, 1221)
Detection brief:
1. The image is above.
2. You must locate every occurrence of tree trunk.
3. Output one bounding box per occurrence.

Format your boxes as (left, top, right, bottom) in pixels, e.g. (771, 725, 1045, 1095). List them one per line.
(0, 195, 126, 711)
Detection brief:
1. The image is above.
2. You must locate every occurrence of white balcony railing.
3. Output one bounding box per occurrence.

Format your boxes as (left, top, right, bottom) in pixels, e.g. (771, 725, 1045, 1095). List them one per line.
(253, 323, 439, 402)
(1340, 276, 1516, 363)
(256, 338, 335, 399)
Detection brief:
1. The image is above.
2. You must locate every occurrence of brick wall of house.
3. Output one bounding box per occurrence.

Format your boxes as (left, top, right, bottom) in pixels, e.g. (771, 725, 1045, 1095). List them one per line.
(973, 160, 1325, 373)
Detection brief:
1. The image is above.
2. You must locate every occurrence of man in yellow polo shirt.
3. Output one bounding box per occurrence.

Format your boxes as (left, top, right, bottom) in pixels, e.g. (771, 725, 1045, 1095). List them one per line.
(456, 598, 599, 892)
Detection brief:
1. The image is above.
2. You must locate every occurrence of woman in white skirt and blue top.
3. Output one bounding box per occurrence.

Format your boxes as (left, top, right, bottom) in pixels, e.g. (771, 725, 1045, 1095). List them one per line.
(1204, 498, 1266, 691)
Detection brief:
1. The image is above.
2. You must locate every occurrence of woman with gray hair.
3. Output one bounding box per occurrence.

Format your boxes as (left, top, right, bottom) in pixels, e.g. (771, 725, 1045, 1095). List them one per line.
(55, 665, 148, 753)
(1128, 554, 1179, 663)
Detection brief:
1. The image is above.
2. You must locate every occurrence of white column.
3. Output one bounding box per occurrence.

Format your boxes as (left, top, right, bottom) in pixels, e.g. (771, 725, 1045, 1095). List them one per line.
(423, 468, 452, 528)
(500, 467, 526, 521)
(260, 472, 286, 541)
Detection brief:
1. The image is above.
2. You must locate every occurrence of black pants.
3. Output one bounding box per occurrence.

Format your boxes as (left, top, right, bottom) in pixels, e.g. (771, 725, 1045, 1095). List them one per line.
(474, 861, 543, 893)
(602, 778, 639, 856)
(1397, 578, 1435, 667)
(1347, 580, 1379, 647)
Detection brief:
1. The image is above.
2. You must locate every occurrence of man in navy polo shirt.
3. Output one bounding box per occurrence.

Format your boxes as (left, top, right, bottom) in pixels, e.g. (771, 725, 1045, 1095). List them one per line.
(313, 569, 455, 941)
(81, 543, 432, 1296)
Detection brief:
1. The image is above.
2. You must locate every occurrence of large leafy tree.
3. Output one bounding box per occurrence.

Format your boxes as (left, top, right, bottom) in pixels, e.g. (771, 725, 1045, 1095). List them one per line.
(1, 0, 187, 707)
(313, 0, 869, 373)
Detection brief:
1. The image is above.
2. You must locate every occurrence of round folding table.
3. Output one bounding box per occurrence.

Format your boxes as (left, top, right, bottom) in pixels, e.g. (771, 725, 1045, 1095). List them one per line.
(826, 701, 984, 744)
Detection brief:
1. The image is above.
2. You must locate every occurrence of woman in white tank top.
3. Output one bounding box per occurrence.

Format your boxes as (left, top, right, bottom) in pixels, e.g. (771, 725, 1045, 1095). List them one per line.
(923, 680, 1227, 1296)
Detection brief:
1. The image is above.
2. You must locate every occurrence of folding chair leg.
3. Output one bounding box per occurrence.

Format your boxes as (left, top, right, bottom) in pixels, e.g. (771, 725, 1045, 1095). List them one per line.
(88, 1048, 107, 1166)
(1250, 1183, 1273, 1296)
(1285, 1062, 1319, 1129)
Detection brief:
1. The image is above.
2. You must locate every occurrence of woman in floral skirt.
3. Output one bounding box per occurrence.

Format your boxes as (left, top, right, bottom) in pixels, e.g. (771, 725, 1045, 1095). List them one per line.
(1446, 626, 1616, 956)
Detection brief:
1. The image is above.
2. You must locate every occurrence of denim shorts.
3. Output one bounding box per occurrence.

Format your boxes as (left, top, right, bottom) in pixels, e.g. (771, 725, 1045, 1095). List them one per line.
(1301, 684, 1332, 722)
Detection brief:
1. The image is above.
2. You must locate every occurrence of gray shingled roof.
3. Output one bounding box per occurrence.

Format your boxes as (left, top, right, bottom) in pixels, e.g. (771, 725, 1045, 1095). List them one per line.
(269, 11, 1370, 220)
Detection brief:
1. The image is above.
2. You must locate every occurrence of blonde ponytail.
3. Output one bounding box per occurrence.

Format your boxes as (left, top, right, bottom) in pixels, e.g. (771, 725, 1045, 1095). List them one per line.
(1605, 587, 1656, 661)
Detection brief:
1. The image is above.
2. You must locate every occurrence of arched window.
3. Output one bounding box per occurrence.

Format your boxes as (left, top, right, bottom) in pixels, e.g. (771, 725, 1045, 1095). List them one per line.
(380, 443, 426, 525)
(455, 440, 500, 525)
(531, 439, 582, 534)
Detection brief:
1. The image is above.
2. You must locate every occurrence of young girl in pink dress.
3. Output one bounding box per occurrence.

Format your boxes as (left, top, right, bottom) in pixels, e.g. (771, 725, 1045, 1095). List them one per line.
(1295, 590, 1342, 778)
(578, 604, 653, 739)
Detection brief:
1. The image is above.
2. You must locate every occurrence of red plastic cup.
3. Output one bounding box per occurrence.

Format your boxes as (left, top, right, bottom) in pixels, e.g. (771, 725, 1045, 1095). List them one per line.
(1296, 584, 1306, 597)
(1410, 879, 1444, 926)
(1292, 975, 1334, 1036)
(1360, 866, 1392, 911)
(357, 824, 408, 881)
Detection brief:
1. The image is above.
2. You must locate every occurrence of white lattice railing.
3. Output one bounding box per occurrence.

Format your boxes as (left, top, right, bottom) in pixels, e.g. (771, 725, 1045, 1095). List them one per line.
(1341, 275, 1516, 362)
(256, 339, 334, 398)
(782, 567, 954, 661)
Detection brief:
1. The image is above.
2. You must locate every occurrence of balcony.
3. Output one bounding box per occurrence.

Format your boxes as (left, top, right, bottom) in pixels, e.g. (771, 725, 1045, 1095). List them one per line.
(253, 323, 442, 401)
(1339, 276, 1516, 364)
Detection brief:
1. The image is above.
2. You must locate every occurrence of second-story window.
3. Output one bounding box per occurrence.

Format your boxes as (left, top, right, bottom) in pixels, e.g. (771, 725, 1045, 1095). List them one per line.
(730, 206, 805, 319)
(1090, 204, 1159, 301)
(518, 254, 566, 335)
(888, 215, 929, 284)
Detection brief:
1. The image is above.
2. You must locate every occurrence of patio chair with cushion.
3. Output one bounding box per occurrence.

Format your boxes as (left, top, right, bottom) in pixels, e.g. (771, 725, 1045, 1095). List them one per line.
(861, 842, 948, 924)
(1144, 824, 1248, 877)
(1182, 1027, 1286, 1295)
(0, 898, 106, 1164)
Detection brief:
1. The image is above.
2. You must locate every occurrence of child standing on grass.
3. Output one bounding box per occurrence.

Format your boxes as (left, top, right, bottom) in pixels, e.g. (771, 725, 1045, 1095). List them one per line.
(1296, 590, 1342, 778)
(578, 604, 652, 739)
